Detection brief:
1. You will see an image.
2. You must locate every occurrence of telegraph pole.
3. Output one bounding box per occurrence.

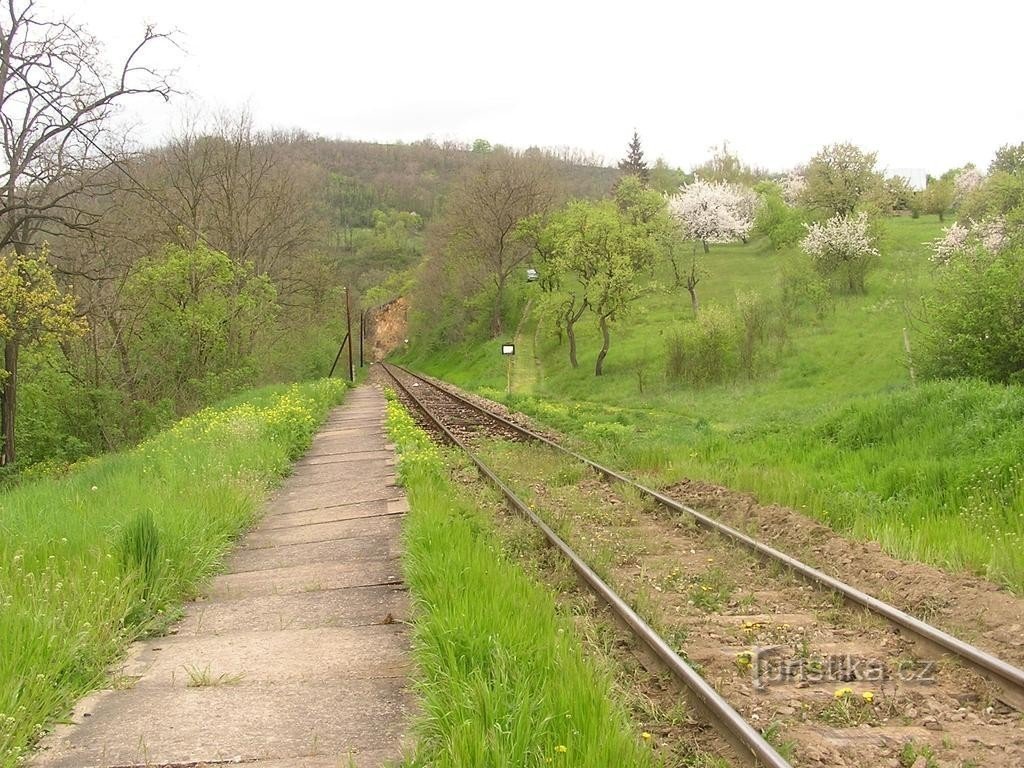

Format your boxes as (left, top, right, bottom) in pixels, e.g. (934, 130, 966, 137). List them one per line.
(345, 287, 354, 382)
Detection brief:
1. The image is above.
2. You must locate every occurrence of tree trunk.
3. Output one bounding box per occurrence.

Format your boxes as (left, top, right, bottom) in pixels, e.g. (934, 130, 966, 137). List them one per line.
(687, 285, 699, 313)
(702, 240, 710, 254)
(594, 314, 610, 376)
(1, 340, 18, 466)
(566, 317, 578, 368)
(491, 277, 505, 336)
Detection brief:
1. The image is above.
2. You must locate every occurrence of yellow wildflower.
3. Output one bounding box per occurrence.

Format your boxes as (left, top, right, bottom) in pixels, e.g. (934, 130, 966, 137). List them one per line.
(555, 744, 568, 754)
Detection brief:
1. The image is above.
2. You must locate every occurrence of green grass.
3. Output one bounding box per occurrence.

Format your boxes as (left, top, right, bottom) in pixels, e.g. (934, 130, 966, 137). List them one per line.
(401, 216, 1024, 591)
(384, 396, 659, 767)
(0, 379, 346, 765)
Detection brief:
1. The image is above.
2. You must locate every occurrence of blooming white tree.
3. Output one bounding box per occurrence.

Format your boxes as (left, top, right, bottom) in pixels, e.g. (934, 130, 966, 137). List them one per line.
(976, 217, 1007, 252)
(953, 166, 984, 206)
(780, 170, 807, 205)
(930, 222, 971, 265)
(668, 179, 755, 253)
(930, 217, 1006, 265)
(801, 212, 879, 293)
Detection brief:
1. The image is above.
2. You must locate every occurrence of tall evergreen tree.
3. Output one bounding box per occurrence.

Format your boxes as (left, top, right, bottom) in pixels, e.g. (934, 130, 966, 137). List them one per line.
(618, 131, 649, 184)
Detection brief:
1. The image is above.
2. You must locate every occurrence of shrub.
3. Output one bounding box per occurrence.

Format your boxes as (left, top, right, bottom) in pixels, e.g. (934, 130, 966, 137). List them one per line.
(917, 246, 1024, 383)
(755, 189, 806, 249)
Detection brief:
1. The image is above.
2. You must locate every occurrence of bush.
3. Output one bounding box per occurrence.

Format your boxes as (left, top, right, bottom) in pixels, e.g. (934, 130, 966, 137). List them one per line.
(665, 305, 739, 386)
(917, 247, 1024, 383)
(779, 256, 833, 321)
(755, 189, 807, 249)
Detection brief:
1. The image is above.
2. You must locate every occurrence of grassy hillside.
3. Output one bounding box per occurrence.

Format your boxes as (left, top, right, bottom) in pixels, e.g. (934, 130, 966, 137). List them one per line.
(402, 216, 1024, 591)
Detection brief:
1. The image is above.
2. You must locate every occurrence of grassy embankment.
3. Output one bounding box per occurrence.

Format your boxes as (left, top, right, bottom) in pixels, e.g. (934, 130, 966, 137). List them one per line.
(0, 379, 346, 765)
(385, 395, 659, 767)
(402, 215, 1024, 591)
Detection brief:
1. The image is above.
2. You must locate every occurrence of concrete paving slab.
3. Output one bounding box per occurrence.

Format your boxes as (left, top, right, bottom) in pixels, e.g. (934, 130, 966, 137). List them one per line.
(175, 585, 408, 636)
(33, 679, 408, 767)
(120, 625, 410, 687)
(226, 531, 400, 573)
(263, 491, 402, 518)
(260, 498, 391, 528)
(287, 458, 396, 485)
(205, 558, 402, 600)
(30, 386, 412, 768)
(241, 513, 401, 550)
(295, 449, 394, 467)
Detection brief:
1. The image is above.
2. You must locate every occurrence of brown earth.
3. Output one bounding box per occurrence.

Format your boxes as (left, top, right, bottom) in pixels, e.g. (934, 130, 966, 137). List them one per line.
(365, 297, 409, 361)
(664, 479, 1024, 670)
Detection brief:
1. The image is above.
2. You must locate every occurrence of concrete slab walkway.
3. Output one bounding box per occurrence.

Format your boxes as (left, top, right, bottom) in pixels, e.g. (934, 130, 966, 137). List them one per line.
(32, 386, 412, 768)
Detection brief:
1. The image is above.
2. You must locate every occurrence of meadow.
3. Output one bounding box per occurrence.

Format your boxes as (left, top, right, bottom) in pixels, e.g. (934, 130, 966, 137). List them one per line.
(0, 379, 346, 765)
(403, 215, 1024, 591)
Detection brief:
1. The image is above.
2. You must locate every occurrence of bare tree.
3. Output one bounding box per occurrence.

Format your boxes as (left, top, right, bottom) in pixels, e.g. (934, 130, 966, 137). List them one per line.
(441, 153, 556, 336)
(0, 0, 174, 464)
(148, 111, 323, 298)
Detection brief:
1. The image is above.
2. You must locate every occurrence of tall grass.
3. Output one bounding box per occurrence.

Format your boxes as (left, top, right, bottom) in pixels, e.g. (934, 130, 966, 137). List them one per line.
(385, 397, 657, 767)
(0, 379, 346, 765)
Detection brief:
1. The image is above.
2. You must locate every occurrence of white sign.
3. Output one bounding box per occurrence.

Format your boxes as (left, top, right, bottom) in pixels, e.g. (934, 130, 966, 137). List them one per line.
(501, 344, 515, 355)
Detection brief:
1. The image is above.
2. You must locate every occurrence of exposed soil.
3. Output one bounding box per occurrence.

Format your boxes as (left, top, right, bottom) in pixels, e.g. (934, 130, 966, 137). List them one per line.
(365, 297, 409, 361)
(663, 479, 1024, 670)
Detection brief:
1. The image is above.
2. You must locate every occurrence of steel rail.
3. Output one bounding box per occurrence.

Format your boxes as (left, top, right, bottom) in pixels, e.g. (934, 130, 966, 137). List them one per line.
(380, 362, 793, 768)
(386, 362, 1024, 710)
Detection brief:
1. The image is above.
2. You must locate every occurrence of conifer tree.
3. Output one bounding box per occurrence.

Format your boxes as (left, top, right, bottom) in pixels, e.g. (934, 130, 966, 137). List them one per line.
(618, 131, 649, 184)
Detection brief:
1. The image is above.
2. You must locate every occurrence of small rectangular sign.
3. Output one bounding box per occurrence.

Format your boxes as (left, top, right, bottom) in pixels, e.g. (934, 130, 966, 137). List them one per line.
(501, 344, 515, 355)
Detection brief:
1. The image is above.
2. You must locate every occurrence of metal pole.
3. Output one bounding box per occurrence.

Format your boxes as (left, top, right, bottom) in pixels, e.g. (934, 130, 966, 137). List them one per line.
(345, 287, 354, 382)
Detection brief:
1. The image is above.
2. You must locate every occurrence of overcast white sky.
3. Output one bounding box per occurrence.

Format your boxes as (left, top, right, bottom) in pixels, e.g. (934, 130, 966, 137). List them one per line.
(43, 0, 1023, 175)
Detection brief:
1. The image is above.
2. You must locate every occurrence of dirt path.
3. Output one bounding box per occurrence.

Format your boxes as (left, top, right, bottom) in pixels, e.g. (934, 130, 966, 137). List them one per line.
(30, 387, 412, 768)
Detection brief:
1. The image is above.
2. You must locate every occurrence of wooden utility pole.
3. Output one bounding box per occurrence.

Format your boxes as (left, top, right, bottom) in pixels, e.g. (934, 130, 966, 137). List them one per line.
(345, 287, 355, 382)
(359, 309, 365, 368)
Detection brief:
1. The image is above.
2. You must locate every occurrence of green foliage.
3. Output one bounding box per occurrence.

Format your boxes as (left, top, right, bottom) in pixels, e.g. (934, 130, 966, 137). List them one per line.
(665, 305, 740, 386)
(989, 141, 1024, 176)
(527, 181, 674, 374)
(117, 510, 161, 612)
(691, 141, 766, 185)
(349, 209, 423, 286)
(958, 169, 1024, 225)
(648, 157, 689, 195)
(917, 246, 1024, 383)
(802, 142, 882, 216)
(918, 177, 954, 221)
(0, 379, 346, 763)
(0, 249, 84, 352)
(754, 186, 807, 249)
(124, 242, 278, 411)
(385, 400, 656, 767)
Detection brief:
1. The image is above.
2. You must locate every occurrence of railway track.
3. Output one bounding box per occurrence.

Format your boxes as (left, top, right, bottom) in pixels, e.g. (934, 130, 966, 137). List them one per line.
(379, 362, 1024, 767)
